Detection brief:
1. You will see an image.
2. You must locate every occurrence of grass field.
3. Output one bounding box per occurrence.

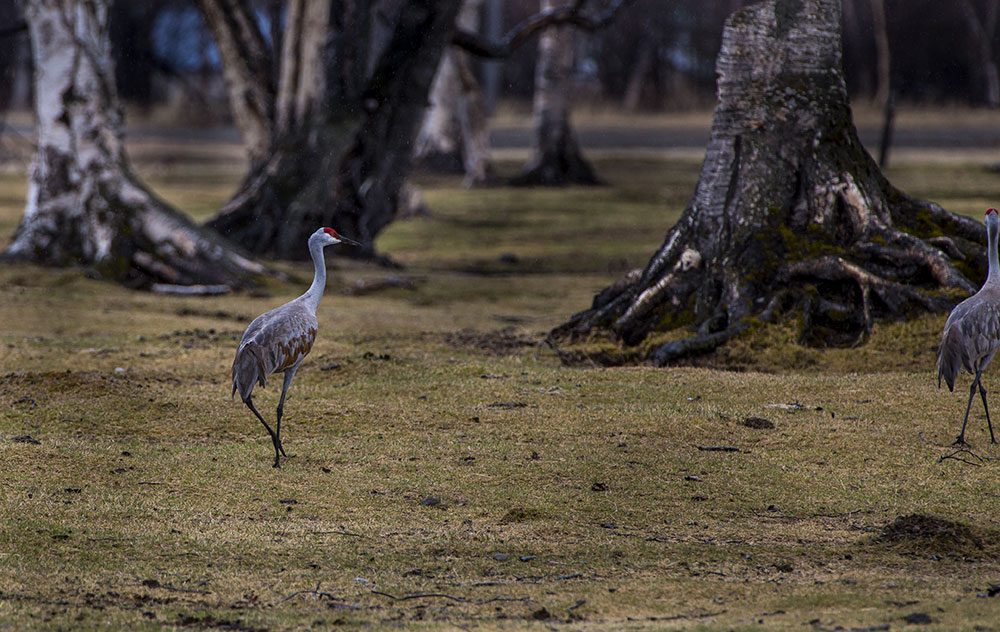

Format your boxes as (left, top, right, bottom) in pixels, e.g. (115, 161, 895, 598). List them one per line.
(3, 126, 1000, 630)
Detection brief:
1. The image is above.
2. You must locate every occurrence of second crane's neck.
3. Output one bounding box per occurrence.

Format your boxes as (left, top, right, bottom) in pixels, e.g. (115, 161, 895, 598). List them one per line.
(989, 217, 1000, 286)
(302, 236, 328, 313)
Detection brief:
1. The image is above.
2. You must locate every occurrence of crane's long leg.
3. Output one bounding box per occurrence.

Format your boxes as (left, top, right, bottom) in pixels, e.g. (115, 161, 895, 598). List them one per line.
(275, 367, 298, 459)
(956, 371, 984, 445)
(978, 382, 997, 444)
(245, 395, 283, 468)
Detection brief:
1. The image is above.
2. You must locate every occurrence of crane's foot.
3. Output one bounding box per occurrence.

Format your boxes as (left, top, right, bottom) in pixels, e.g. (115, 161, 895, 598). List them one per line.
(953, 435, 969, 447)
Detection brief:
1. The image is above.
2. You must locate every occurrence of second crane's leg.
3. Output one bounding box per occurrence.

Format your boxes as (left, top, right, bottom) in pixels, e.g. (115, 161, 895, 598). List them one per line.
(275, 368, 297, 459)
(978, 381, 997, 444)
(956, 372, 983, 445)
(246, 395, 283, 468)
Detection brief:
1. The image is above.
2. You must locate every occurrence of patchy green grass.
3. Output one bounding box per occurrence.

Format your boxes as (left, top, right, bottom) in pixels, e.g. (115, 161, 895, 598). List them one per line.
(3, 143, 1000, 630)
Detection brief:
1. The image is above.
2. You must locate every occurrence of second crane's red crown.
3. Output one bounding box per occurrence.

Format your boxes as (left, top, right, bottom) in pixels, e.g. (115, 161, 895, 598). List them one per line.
(323, 227, 340, 238)
(987, 208, 998, 216)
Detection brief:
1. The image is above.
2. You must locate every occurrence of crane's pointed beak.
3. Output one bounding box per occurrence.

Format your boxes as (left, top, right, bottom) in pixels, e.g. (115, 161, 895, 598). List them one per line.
(338, 235, 361, 247)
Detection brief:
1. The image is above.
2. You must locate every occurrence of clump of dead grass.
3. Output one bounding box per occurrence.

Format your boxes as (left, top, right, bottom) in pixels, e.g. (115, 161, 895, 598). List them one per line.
(873, 514, 991, 558)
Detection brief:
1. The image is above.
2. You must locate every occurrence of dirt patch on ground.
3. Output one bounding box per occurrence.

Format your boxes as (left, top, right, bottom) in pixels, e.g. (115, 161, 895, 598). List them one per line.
(741, 416, 775, 429)
(445, 328, 537, 356)
(873, 514, 989, 558)
(499, 507, 545, 524)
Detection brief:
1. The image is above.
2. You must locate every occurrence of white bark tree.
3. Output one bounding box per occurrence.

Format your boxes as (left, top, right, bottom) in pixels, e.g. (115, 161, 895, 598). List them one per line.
(957, 0, 1000, 108)
(2, 0, 262, 290)
(414, 0, 495, 186)
(870, 0, 890, 109)
(511, 0, 599, 186)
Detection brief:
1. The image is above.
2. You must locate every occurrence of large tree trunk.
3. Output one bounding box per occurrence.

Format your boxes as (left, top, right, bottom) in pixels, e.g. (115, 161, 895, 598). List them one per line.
(510, 0, 600, 186)
(958, 0, 1000, 108)
(869, 0, 890, 109)
(553, 0, 984, 365)
(415, 0, 494, 186)
(622, 30, 654, 112)
(2, 0, 262, 290)
(202, 0, 460, 260)
(196, 0, 275, 168)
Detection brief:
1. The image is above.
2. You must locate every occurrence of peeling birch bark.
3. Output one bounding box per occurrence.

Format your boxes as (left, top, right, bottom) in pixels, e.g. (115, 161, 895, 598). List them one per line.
(3, 0, 262, 289)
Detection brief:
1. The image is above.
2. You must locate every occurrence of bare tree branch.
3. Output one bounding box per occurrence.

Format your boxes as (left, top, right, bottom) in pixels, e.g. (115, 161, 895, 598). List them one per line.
(452, 0, 635, 58)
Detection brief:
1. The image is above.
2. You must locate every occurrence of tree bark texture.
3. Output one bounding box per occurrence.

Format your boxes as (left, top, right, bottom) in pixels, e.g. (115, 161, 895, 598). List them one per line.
(510, 0, 600, 186)
(958, 0, 1000, 108)
(869, 0, 890, 109)
(553, 0, 986, 363)
(196, 0, 275, 167)
(415, 0, 494, 186)
(3, 0, 263, 289)
(204, 0, 460, 260)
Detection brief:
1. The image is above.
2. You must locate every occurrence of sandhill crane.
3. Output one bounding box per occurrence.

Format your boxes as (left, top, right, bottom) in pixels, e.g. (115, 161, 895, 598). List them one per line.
(232, 227, 360, 467)
(937, 207, 1000, 445)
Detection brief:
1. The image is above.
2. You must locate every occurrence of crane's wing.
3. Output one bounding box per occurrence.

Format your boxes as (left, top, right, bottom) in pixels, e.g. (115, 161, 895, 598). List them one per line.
(937, 292, 1000, 391)
(232, 302, 317, 402)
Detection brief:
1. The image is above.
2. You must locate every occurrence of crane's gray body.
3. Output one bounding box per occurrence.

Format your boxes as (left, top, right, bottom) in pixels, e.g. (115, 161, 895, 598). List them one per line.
(936, 209, 1000, 444)
(232, 299, 317, 402)
(937, 285, 1000, 392)
(231, 227, 356, 466)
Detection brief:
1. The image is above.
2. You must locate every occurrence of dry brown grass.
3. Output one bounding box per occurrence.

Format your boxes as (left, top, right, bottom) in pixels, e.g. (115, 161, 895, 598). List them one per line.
(2, 129, 1000, 629)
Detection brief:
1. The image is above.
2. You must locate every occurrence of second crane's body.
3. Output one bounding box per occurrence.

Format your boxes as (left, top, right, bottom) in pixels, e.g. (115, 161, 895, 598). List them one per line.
(937, 207, 1000, 445)
(232, 227, 359, 467)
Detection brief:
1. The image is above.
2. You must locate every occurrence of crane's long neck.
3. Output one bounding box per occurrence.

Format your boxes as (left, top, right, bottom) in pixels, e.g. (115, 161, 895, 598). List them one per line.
(989, 217, 1000, 286)
(301, 237, 327, 313)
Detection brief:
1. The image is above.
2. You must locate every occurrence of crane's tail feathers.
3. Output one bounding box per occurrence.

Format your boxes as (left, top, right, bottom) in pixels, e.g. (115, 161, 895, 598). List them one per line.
(232, 342, 268, 402)
(936, 339, 960, 393)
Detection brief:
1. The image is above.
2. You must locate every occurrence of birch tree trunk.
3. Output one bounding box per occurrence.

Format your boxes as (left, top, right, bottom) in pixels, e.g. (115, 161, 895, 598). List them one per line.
(623, 31, 654, 112)
(201, 0, 461, 260)
(195, 0, 274, 167)
(2, 0, 262, 289)
(958, 0, 1000, 108)
(510, 0, 599, 186)
(869, 0, 890, 109)
(553, 0, 984, 364)
(415, 0, 494, 186)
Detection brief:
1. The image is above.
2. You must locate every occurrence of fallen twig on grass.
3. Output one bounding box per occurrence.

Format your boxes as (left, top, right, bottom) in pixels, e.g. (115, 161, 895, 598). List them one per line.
(918, 432, 951, 448)
(371, 589, 532, 606)
(372, 590, 470, 603)
(938, 447, 987, 467)
(656, 609, 727, 622)
(279, 582, 357, 608)
(697, 445, 740, 452)
(553, 573, 584, 581)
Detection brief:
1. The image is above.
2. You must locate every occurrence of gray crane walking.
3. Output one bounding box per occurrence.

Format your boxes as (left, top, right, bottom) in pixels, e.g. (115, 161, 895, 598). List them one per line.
(937, 207, 1000, 445)
(232, 227, 360, 467)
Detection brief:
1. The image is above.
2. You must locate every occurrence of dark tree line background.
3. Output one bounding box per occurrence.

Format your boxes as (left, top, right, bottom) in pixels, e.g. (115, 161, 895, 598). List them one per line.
(1, 0, 998, 119)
